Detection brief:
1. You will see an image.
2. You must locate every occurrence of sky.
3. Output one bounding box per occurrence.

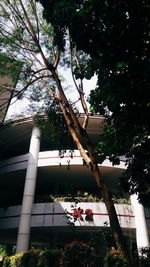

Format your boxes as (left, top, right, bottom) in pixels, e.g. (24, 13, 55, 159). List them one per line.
(6, 68, 97, 120)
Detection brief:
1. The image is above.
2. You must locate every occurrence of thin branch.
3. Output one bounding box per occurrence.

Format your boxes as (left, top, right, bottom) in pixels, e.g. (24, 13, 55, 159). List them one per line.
(0, 85, 18, 92)
(3, 0, 33, 38)
(70, 44, 80, 92)
(31, 64, 55, 99)
(18, 0, 37, 39)
(12, 74, 52, 101)
(51, 69, 83, 133)
(29, 0, 40, 41)
(70, 40, 89, 129)
(58, 99, 91, 165)
(29, 50, 45, 68)
(54, 49, 60, 69)
(0, 28, 37, 53)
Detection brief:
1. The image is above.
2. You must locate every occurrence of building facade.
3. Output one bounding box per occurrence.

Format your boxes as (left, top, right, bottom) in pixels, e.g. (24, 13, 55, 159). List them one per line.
(0, 117, 149, 253)
(0, 55, 22, 122)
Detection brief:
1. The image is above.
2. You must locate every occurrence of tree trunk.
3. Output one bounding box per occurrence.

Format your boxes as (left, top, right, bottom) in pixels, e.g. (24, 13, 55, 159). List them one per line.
(49, 69, 131, 264)
(83, 130, 132, 263)
(90, 161, 130, 257)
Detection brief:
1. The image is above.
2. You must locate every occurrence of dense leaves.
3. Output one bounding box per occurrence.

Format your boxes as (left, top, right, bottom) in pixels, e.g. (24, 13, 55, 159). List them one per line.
(0, 54, 22, 83)
(39, 0, 150, 202)
(34, 105, 75, 150)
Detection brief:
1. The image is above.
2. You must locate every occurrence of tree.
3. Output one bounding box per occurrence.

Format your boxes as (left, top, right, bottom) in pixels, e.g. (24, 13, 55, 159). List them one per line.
(39, 0, 150, 203)
(0, 0, 131, 261)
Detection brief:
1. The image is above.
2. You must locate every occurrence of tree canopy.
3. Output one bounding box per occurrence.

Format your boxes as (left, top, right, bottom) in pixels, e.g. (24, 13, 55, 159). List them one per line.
(0, 0, 149, 259)
(39, 0, 150, 204)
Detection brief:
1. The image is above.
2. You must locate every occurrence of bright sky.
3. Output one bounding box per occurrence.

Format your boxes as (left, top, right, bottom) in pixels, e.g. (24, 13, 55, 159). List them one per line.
(6, 68, 97, 120)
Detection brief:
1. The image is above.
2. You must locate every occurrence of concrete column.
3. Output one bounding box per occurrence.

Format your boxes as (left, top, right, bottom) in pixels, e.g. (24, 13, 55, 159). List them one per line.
(131, 194, 149, 250)
(16, 126, 41, 254)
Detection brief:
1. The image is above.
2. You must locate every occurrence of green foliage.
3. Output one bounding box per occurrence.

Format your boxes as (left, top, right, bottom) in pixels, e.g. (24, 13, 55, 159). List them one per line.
(89, 228, 115, 252)
(0, 246, 9, 258)
(104, 248, 129, 267)
(0, 248, 6, 259)
(0, 0, 58, 111)
(0, 245, 15, 257)
(96, 127, 150, 204)
(62, 241, 95, 267)
(39, 0, 150, 201)
(0, 54, 22, 85)
(2, 249, 61, 267)
(38, 249, 61, 267)
(35, 190, 130, 204)
(20, 249, 40, 267)
(139, 247, 150, 267)
(3, 253, 23, 267)
(2, 256, 10, 267)
(34, 106, 75, 150)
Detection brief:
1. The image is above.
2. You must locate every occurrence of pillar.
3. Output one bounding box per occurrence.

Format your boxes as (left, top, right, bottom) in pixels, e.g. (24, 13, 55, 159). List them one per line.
(16, 126, 41, 254)
(131, 194, 149, 250)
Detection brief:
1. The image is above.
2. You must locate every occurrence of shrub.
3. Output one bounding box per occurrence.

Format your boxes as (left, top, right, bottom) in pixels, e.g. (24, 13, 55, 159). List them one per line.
(0, 245, 15, 257)
(21, 249, 41, 267)
(3, 253, 23, 267)
(62, 241, 95, 267)
(2, 248, 61, 267)
(38, 249, 61, 267)
(104, 248, 129, 267)
(2, 256, 10, 267)
(139, 247, 150, 267)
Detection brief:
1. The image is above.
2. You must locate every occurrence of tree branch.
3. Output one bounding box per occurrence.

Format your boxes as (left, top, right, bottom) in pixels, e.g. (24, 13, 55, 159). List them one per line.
(69, 40, 89, 129)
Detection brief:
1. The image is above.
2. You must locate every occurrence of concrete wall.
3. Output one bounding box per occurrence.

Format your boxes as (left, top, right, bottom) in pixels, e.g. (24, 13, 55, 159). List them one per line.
(145, 207, 150, 229)
(0, 202, 135, 229)
(0, 154, 28, 173)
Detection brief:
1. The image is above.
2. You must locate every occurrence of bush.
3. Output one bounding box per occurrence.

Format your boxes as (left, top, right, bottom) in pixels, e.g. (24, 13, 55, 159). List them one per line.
(21, 249, 41, 267)
(139, 247, 150, 267)
(2, 256, 10, 267)
(38, 249, 61, 267)
(0, 245, 15, 257)
(3, 253, 23, 267)
(104, 248, 129, 267)
(2, 248, 61, 267)
(62, 241, 95, 267)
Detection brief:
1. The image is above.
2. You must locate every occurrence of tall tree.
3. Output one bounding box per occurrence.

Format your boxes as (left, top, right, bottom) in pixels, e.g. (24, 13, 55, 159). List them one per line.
(0, 0, 131, 261)
(39, 0, 150, 204)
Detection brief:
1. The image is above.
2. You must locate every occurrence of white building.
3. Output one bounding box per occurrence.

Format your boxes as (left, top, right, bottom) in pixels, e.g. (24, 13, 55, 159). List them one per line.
(0, 116, 149, 254)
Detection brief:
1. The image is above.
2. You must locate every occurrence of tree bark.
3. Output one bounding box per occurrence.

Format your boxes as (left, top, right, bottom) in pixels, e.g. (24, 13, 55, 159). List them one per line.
(89, 161, 130, 258)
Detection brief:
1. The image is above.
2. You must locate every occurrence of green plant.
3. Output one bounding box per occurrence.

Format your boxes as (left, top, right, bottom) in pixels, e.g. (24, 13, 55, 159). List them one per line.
(0, 245, 15, 257)
(2, 248, 61, 267)
(104, 248, 129, 267)
(3, 253, 24, 267)
(62, 241, 95, 267)
(0, 246, 8, 258)
(38, 249, 61, 267)
(35, 191, 130, 204)
(89, 228, 116, 253)
(2, 256, 10, 267)
(139, 247, 150, 267)
(21, 249, 41, 267)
